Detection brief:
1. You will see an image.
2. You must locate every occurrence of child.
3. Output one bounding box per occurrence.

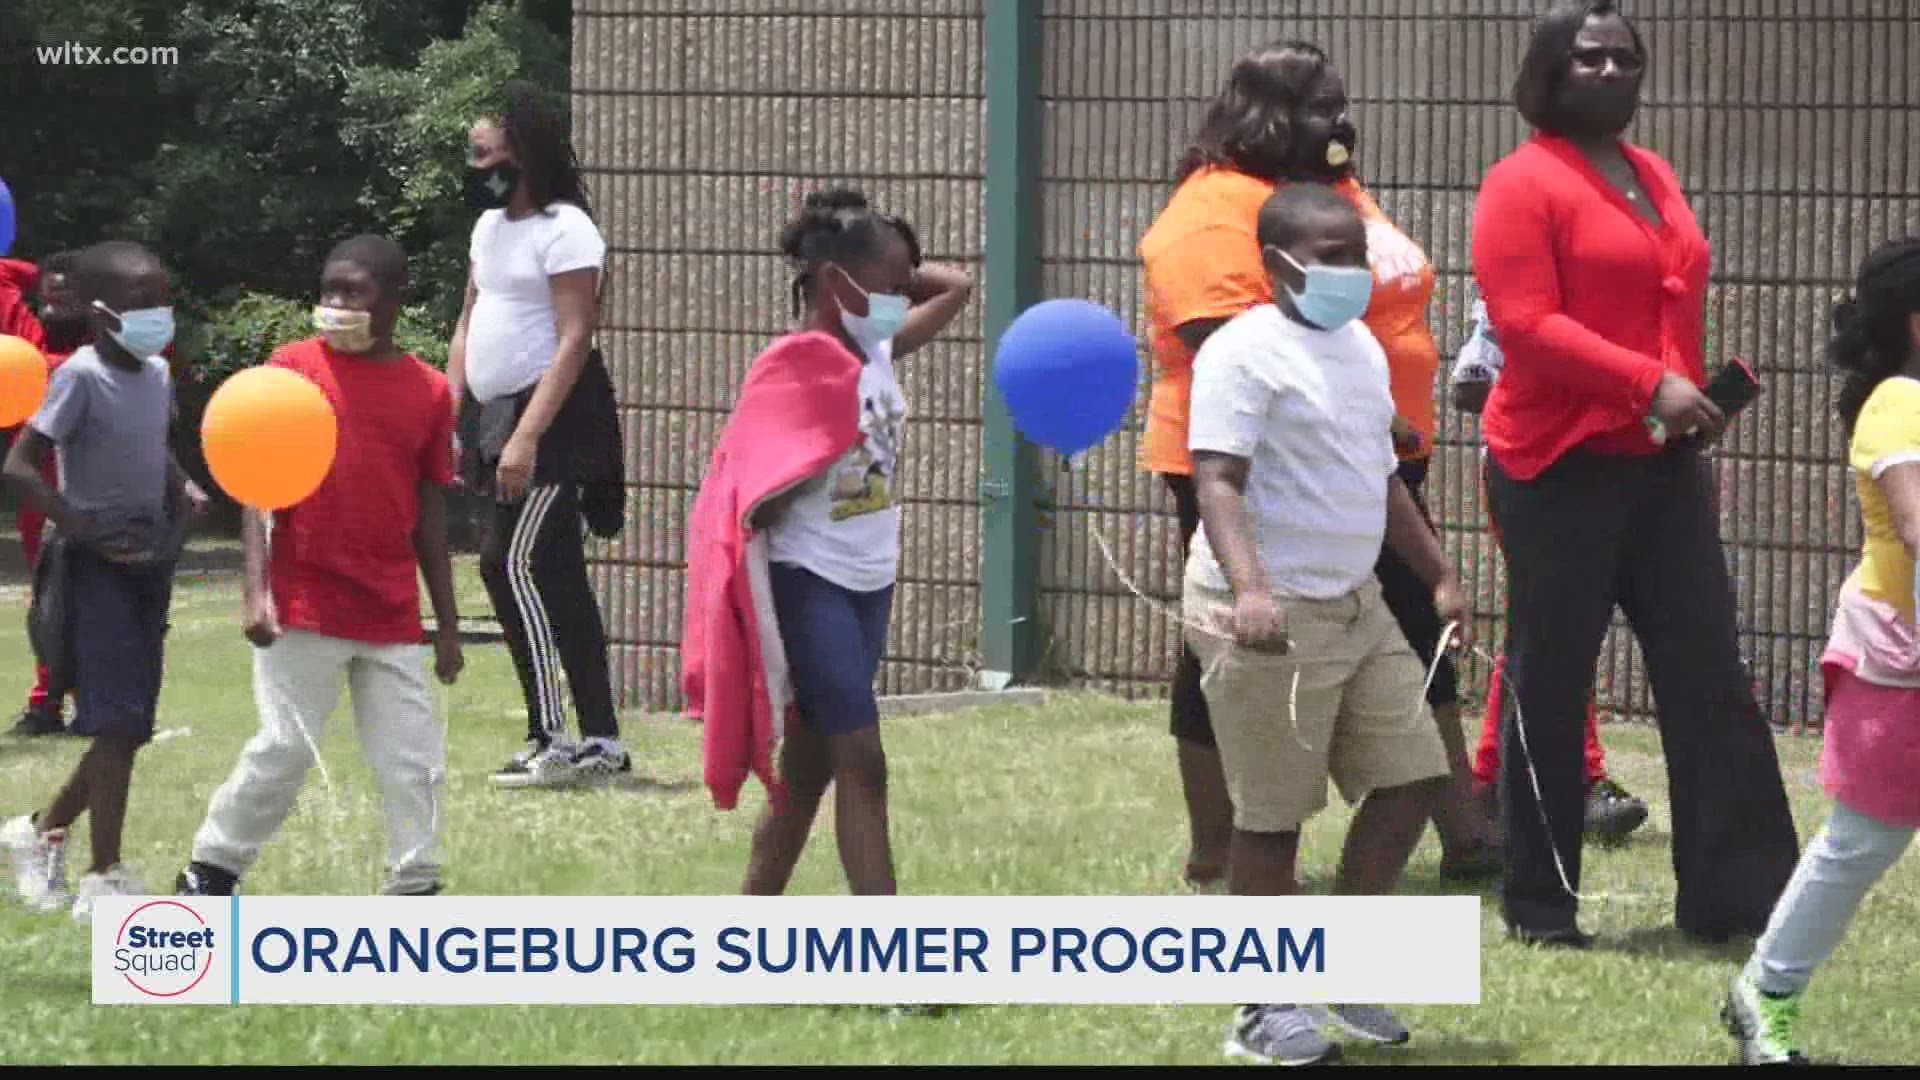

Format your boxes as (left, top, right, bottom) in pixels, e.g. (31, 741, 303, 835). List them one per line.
(1448, 297, 1650, 846)
(1, 251, 88, 737)
(176, 235, 463, 898)
(1722, 237, 1920, 1065)
(1182, 186, 1466, 1065)
(684, 189, 969, 897)
(1, 240, 198, 918)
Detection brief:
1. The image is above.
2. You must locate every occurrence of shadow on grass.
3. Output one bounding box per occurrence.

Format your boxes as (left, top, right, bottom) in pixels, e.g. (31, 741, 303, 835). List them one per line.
(1592, 925, 1753, 963)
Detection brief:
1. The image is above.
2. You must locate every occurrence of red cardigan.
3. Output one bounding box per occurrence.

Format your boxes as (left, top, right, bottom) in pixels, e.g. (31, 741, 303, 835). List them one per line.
(1473, 134, 1712, 480)
(683, 331, 863, 810)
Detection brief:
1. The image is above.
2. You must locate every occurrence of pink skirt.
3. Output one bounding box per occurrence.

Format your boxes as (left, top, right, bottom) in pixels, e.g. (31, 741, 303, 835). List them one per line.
(1821, 660, 1920, 828)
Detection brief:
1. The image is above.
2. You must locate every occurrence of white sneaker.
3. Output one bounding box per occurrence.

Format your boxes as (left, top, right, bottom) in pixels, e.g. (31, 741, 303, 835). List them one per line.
(71, 865, 140, 923)
(3, 814, 71, 912)
(492, 742, 580, 789)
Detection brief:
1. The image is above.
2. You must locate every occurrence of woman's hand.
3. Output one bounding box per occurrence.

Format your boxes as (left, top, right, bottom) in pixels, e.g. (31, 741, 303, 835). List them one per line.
(496, 432, 537, 503)
(1649, 372, 1725, 440)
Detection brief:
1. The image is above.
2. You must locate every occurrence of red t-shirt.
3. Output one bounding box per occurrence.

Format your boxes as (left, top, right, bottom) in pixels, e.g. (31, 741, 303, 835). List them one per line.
(268, 338, 455, 645)
(1472, 134, 1712, 481)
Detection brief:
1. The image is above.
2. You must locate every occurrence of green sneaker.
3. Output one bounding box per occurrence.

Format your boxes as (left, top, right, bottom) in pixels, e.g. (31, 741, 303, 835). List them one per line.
(1722, 971, 1810, 1065)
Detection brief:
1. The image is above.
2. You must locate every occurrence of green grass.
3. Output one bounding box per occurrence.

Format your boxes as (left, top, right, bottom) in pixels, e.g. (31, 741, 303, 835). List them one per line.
(1, 564, 1916, 1065)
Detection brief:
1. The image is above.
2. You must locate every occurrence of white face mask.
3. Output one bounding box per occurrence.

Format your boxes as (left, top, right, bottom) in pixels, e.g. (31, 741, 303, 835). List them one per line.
(831, 266, 910, 355)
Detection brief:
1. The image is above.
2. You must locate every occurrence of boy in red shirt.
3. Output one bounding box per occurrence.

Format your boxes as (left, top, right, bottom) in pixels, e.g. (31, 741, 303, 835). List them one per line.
(2, 252, 89, 736)
(175, 235, 464, 897)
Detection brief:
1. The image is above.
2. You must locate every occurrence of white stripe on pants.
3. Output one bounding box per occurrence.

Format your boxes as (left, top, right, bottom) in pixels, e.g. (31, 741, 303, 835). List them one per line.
(1747, 800, 1915, 995)
(191, 630, 446, 895)
(510, 485, 567, 740)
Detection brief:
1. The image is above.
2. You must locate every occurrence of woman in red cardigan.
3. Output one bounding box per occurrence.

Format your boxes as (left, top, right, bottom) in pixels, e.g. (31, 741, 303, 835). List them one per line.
(1473, 0, 1798, 948)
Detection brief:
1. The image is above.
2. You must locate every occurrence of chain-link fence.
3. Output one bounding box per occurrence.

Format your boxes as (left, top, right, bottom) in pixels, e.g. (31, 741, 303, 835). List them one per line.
(576, 0, 1920, 731)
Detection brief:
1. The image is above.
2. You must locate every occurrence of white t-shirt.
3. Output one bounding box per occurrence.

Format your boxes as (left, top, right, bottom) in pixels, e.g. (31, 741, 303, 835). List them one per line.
(466, 202, 607, 403)
(766, 339, 908, 593)
(1186, 304, 1399, 600)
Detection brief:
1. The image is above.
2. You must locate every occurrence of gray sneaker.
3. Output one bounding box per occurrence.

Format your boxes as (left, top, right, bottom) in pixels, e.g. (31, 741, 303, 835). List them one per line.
(492, 742, 580, 789)
(1324, 1003, 1412, 1045)
(1224, 1004, 1340, 1066)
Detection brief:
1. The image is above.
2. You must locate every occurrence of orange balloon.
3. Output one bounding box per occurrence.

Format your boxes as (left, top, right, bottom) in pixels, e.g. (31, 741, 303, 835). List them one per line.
(0, 334, 49, 427)
(200, 366, 339, 510)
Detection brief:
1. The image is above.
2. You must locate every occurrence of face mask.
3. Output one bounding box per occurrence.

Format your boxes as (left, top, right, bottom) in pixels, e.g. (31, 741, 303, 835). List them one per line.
(1274, 249, 1374, 331)
(1296, 118, 1359, 180)
(314, 305, 376, 353)
(832, 266, 911, 354)
(464, 163, 521, 211)
(1554, 81, 1640, 136)
(93, 301, 175, 359)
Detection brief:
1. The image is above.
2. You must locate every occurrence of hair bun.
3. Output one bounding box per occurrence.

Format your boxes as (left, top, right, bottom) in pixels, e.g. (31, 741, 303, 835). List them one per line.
(802, 188, 870, 214)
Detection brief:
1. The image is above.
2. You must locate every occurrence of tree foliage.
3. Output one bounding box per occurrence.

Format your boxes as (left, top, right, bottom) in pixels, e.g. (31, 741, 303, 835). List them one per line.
(0, 0, 570, 381)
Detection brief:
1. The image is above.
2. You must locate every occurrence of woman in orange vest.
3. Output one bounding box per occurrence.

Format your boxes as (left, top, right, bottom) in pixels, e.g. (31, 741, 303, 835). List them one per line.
(1140, 40, 1499, 888)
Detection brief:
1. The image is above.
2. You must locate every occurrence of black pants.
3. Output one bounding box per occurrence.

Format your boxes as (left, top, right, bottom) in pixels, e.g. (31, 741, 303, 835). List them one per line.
(480, 483, 619, 745)
(1162, 474, 1214, 746)
(1486, 446, 1797, 936)
(1373, 460, 1458, 709)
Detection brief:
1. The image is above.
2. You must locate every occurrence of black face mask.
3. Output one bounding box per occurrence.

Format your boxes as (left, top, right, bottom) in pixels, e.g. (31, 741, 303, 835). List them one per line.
(1554, 81, 1640, 137)
(464, 163, 521, 211)
(1290, 118, 1359, 182)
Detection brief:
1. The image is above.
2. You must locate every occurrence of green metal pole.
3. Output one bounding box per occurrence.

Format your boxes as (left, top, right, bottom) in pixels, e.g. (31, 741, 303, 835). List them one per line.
(979, 0, 1041, 690)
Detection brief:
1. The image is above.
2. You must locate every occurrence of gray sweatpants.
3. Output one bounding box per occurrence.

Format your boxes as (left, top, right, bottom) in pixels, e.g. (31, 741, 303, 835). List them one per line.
(191, 630, 446, 895)
(1747, 800, 1914, 995)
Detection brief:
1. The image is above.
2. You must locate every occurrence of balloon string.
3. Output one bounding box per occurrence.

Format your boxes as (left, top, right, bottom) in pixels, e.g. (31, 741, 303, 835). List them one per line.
(1087, 523, 1654, 906)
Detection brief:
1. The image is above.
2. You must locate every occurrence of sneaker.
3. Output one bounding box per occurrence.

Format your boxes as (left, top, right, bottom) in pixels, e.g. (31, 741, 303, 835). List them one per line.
(1508, 923, 1596, 950)
(1223, 1004, 1340, 1066)
(570, 740, 633, 785)
(3, 814, 70, 911)
(71, 865, 139, 922)
(1722, 970, 1810, 1065)
(1585, 778, 1649, 844)
(175, 861, 239, 897)
(1323, 1004, 1411, 1046)
(493, 741, 581, 789)
(9, 704, 65, 738)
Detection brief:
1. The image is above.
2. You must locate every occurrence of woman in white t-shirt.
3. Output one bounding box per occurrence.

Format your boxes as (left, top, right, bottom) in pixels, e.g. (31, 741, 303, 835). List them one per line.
(449, 81, 627, 789)
(738, 189, 971, 897)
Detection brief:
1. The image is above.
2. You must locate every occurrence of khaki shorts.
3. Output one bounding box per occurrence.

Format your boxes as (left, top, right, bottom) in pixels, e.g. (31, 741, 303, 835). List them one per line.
(1184, 574, 1450, 834)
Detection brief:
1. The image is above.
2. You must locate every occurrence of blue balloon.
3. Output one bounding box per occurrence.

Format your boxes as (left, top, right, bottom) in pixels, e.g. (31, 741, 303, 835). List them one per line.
(0, 177, 13, 258)
(992, 298, 1139, 458)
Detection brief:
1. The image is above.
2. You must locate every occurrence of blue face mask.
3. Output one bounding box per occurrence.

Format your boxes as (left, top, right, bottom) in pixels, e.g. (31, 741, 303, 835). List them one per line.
(94, 301, 175, 359)
(1274, 248, 1374, 331)
(832, 266, 910, 356)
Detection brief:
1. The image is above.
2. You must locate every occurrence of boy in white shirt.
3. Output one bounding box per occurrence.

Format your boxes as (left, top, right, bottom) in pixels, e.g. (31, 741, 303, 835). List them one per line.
(1183, 185, 1468, 1066)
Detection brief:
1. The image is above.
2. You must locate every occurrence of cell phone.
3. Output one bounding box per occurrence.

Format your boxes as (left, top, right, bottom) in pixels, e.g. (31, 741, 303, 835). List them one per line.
(1646, 359, 1761, 444)
(1704, 356, 1762, 419)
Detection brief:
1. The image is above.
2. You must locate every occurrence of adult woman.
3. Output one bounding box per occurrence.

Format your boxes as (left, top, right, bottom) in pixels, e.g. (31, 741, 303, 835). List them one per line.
(1474, 0, 1797, 946)
(1139, 40, 1496, 889)
(451, 81, 627, 788)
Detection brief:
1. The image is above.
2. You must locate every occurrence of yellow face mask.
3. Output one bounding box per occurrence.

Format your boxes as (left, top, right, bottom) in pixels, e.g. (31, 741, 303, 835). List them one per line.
(313, 305, 375, 353)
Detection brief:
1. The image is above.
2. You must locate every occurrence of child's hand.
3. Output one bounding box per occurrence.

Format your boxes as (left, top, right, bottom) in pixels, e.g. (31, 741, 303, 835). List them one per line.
(1231, 590, 1289, 653)
(1433, 575, 1473, 650)
(243, 592, 281, 648)
(434, 628, 465, 686)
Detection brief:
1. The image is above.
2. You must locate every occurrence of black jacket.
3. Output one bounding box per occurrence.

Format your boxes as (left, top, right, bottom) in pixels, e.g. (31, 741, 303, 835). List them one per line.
(464, 346, 625, 538)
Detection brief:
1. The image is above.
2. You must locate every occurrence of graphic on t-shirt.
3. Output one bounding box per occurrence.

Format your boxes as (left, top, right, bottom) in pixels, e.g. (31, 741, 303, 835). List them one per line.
(828, 384, 906, 522)
(1364, 219, 1430, 292)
